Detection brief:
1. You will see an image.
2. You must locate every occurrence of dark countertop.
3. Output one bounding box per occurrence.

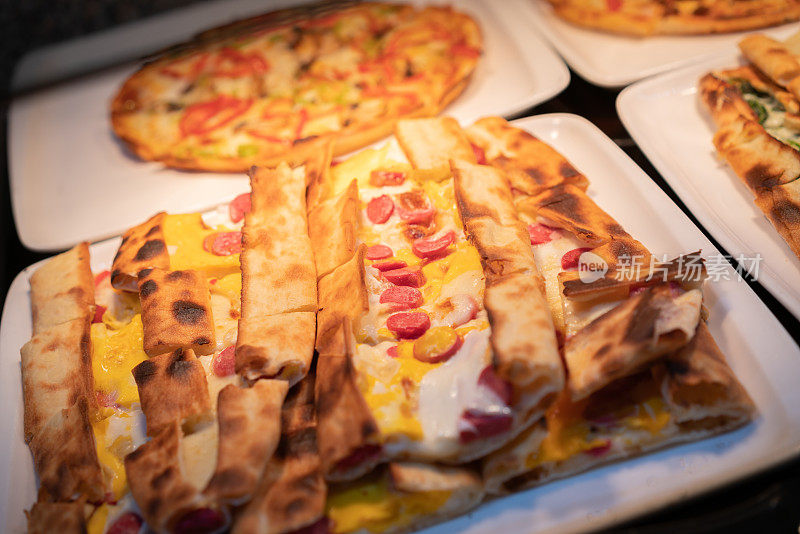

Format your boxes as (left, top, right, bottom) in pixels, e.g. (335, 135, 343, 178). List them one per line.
(0, 2, 798, 532)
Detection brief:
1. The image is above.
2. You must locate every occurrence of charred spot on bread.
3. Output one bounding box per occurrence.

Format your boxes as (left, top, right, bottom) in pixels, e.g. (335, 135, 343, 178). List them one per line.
(134, 240, 166, 262)
(139, 279, 158, 298)
(172, 300, 207, 325)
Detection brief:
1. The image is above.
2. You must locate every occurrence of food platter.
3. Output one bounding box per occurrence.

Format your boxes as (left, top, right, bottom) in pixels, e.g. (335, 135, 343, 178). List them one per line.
(4, 114, 799, 534)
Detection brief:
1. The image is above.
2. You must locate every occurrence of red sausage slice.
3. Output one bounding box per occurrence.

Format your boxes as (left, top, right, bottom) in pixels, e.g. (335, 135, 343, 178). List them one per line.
(366, 195, 394, 224)
(174, 508, 226, 534)
(561, 247, 593, 270)
(370, 170, 406, 186)
(458, 410, 513, 444)
(386, 311, 431, 339)
(107, 513, 144, 534)
(372, 260, 407, 272)
(382, 267, 425, 287)
(478, 366, 513, 406)
(380, 286, 423, 310)
(471, 143, 487, 165)
(412, 231, 455, 259)
(203, 231, 242, 256)
(366, 244, 393, 260)
(213, 346, 236, 377)
(93, 305, 107, 324)
(528, 223, 555, 245)
(229, 192, 251, 223)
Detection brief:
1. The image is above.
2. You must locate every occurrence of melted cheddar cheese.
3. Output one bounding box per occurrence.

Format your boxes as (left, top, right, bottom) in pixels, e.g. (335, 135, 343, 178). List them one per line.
(326, 476, 451, 534)
(91, 315, 148, 408)
(163, 213, 240, 277)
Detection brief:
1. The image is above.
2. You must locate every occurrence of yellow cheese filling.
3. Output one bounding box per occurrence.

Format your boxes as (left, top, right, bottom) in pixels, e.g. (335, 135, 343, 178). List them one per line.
(92, 411, 135, 500)
(91, 314, 148, 408)
(163, 213, 240, 278)
(326, 475, 451, 534)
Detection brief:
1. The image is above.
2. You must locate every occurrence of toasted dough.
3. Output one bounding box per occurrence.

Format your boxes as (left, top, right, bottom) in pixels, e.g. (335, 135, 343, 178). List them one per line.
(241, 164, 317, 316)
(739, 34, 800, 89)
(137, 268, 215, 356)
(29, 397, 105, 502)
(21, 317, 94, 443)
(396, 117, 476, 170)
(132, 348, 212, 435)
(235, 311, 316, 385)
(204, 380, 288, 505)
(111, 212, 170, 291)
(27, 500, 87, 534)
(308, 180, 359, 280)
(565, 285, 703, 401)
(466, 116, 590, 194)
(125, 421, 220, 534)
(29, 243, 94, 334)
(234, 373, 326, 534)
(315, 245, 368, 357)
(316, 351, 381, 482)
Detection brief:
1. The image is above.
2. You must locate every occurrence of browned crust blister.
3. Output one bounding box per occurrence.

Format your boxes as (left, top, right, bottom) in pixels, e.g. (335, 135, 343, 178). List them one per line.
(396, 117, 476, 170)
(132, 348, 212, 436)
(26, 500, 87, 534)
(111, 212, 170, 292)
(308, 180, 359, 280)
(137, 268, 215, 356)
(699, 71, 800, 258)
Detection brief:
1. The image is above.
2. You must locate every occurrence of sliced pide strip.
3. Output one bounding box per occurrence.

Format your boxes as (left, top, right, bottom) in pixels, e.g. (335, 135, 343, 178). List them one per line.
(452, 159, 564, 423)
(125, 421, 225, 534)
(739, 34, 800, 92)
(132, 348, 212, 436)
(111, 212, 170, 291)
(233, 373, 326, 534)
(316, 322, 382, 482)
(466, 116, 590, 194)
(29, 242, 94, 334)
(28, 397, 105, 502)
(27, 500, 88, 534)
(395, 117, 476, 170)
(138, 267, 215, 356)
(235, 163, 317, 385)
(203, 379, 288, 505)
(308, 179, 359, 280)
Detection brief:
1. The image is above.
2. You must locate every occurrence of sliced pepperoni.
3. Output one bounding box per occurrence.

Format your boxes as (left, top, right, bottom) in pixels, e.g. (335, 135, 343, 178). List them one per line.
(382, 267, 425, 287)
(412, 231, 455, 259)
(372, 260, 407, 272)
(366, 195, 394, 224)
(386, 311, 431, 339)
(203, 232, 242, 256)
(395, 190, 434, 225)
(561, 247, 593, 270)
(585, 440, 612, 457)
(386, 346, 400, 358)
(365, 244, 393, 261)
(478, 366, 513, 405)
(528, 223, 555, 245)
(370, 170, 406, 187)
(94, 270, 111, 287)
(413, 326, 462, 363)
(92, 305, 107, 324)
(229, 193, 251, 223)
(106, 512, 143, 534)
(380, 286, 423, 310)
(334, 444, 382, 473)
(213, 346, 236, 377)
(458, 410, 513, 444)
(174, 508, 226, 534)
(471, 143, 487, 165)
(398, 207, 435, 225)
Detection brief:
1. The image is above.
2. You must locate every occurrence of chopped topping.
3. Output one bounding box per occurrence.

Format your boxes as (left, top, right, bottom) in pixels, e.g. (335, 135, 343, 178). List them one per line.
(386, 346, 400, 358)
(365, 244, 393, 260)
(106, 512, 144, 534)
(370, 170, 406, 186)
(412, 230, 455, 259)
(372, 260, 407, 272)
(444, 294, 478, 327)
(382, 266, 425, 287)
(203, 231, 243, 256)
(94, 270, 110, 287)
(229, 193, 251, 223)
(386, 311, 431, 339)
(528, 223, 555, 245)
(212, 346, 236, 377)
(366, 195, 394, 224)
(478, 366, 513, 405)
(561, 247, 593, 270)
(459, 410, 513, 443)
(471, 143, 487, 165)
(180, 95, 252, 137)
(174, 508, 226, 534)
(380, 286, 423, 310)
(413, 326, 462, 363)
(93, 305, 107, 324)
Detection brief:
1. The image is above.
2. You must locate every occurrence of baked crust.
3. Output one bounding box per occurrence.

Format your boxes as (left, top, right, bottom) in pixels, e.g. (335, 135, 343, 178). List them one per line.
(111, 212, 170, 292)
(395, 117, 476, 170)
(27, 500, 87, 534)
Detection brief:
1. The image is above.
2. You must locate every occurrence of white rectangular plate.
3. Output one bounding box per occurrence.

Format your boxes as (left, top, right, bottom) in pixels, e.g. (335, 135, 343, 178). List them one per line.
(528, 1, 800, 87)
(8, 0, 568, 252)
(617, 53, 800, 321)
(2, 114, 799, 533)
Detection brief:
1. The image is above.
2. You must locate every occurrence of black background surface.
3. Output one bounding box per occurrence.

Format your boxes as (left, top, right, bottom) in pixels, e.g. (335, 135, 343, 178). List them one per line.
(0, 1, 798, 532)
